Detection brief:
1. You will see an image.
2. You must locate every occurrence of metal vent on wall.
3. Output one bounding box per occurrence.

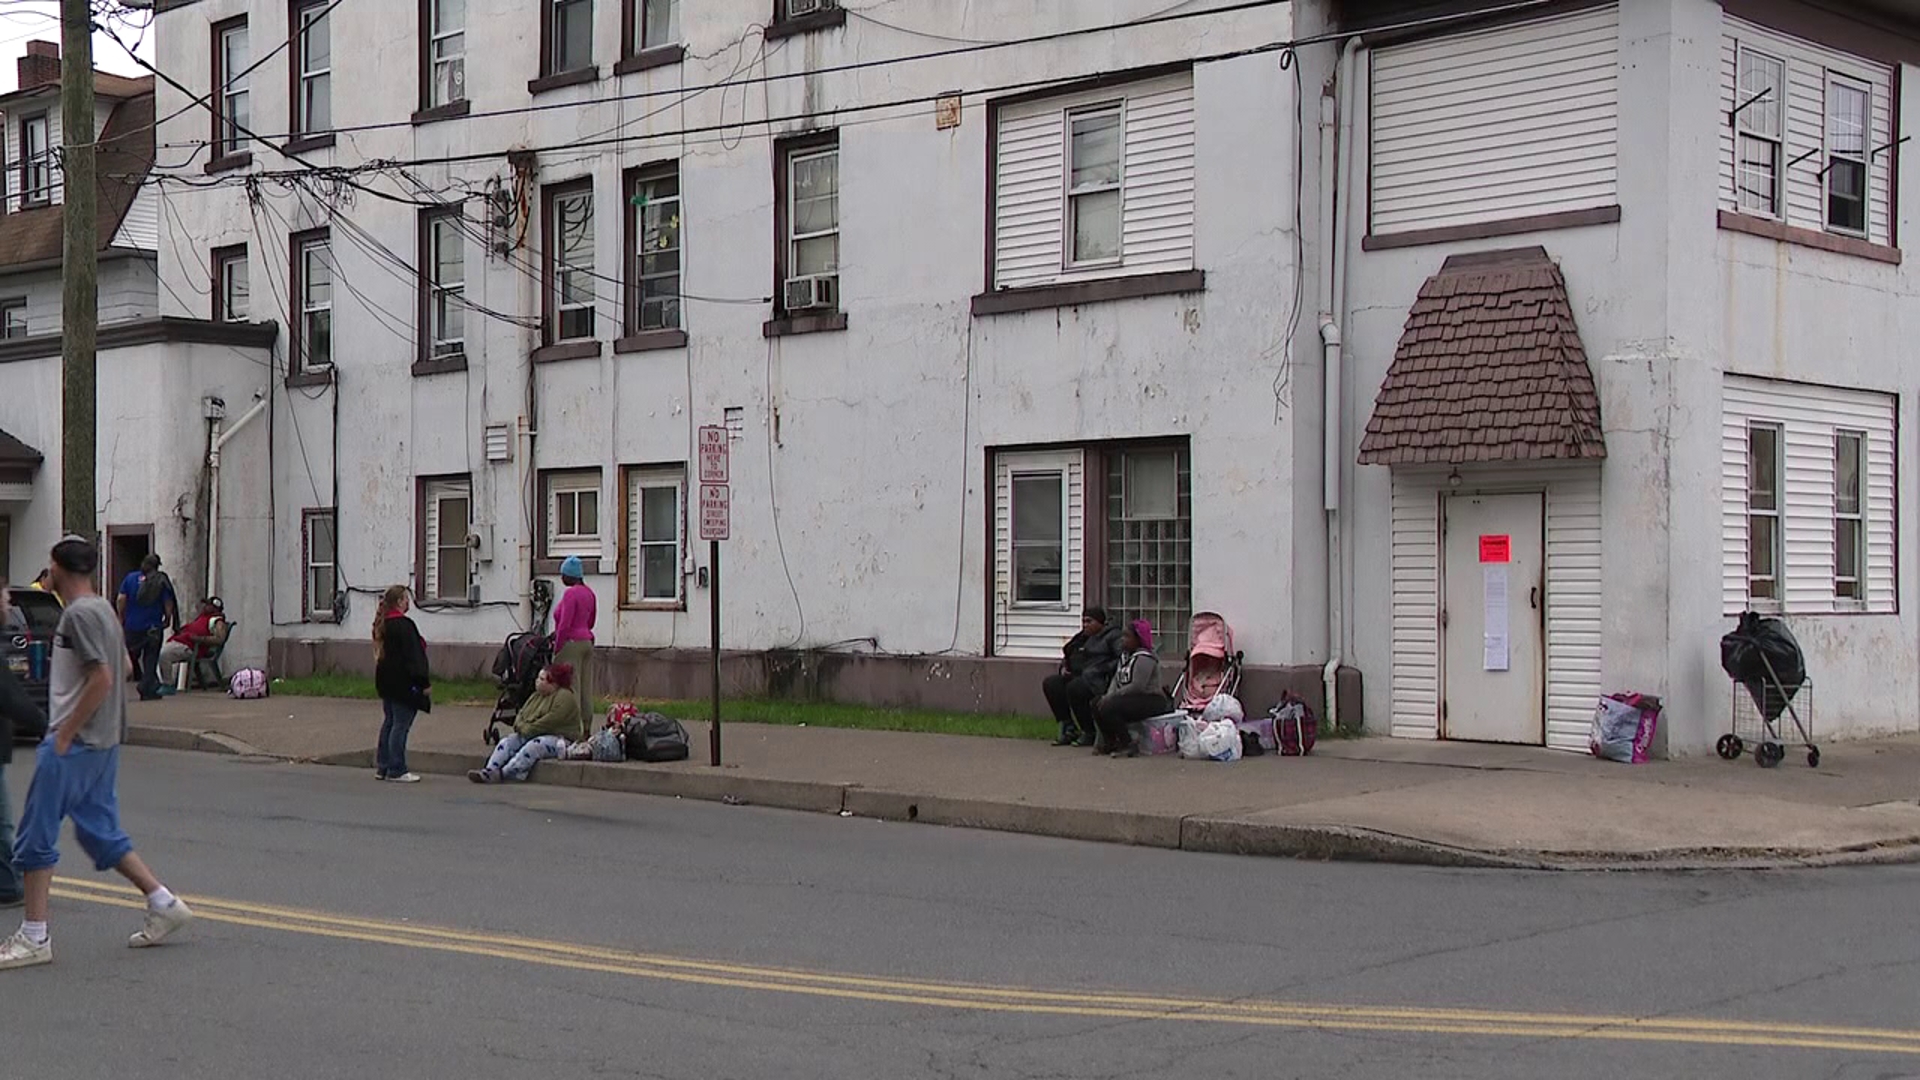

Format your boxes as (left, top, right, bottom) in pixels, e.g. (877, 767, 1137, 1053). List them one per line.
(484, 423, 513, 463)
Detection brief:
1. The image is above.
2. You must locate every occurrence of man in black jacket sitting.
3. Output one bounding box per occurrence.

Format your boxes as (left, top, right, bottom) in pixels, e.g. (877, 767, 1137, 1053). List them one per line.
(1041, 606, 1122, 748)
(0, 586, 49, 908)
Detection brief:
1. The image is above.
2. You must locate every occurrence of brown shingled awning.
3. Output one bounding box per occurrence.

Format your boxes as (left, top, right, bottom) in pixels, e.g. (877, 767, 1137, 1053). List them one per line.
(1358, 246, 1605, 466)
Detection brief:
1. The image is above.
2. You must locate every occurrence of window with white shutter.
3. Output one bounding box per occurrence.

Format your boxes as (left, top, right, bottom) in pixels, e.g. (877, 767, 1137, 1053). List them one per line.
(991, 71, 1194, 291)
(543, 469, 602, 559)
(1721, 377, 1896, 615)
(1369, 5, 1620, 237)
(421, 477, 474, 603)
(992, 449, 1085, 657)
(623, 465, 685, 607)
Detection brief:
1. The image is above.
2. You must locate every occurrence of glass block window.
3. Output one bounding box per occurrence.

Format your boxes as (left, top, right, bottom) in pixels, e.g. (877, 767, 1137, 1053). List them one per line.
(1105, 445, 1191, 656)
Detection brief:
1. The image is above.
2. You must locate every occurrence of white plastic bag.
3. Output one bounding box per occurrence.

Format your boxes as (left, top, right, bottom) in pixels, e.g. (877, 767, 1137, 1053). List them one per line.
(1201, 693, 1245, 726)
(1177, 717, 1206, 760)
(1191, 719, 1242, 762)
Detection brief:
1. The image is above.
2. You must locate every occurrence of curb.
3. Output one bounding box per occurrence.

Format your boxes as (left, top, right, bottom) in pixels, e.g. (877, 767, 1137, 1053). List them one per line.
(128, 725, 1920, 872)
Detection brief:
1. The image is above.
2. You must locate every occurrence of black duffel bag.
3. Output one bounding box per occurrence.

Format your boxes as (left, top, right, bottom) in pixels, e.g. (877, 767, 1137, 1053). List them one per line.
(623, 712, 691, 763)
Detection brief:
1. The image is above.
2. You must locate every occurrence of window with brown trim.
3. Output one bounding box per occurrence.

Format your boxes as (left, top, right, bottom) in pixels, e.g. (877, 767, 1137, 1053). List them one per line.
(625, 162, 681, 334)
(620, 464, 686, 608)
(302, 508, 337, 621)
(768, 0, 845, 38)
(420, 0, 467, 111)
(19, 114, 51, 207)
(212, 245, 249, 322)
(290, 229, 333, 375)
(543, 180, 596, 344)
(0, 299, 27, 340)
(419, 206, 466, 363)
(419, 475, 474, 603)
(211, 16, 250, 160)
(772, 131, 840, 322)
(541, 468, 603, 560)
(543, 0, 594, 76)
(291, 0, 332, 137)
(627, 0, 678, 54)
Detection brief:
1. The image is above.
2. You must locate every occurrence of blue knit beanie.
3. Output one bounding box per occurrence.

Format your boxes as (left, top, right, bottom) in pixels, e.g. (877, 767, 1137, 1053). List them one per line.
(560, 555, 584, 580)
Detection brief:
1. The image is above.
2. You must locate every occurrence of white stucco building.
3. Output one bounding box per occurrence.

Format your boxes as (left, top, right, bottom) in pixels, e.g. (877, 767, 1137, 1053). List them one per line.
(144, 0, 1322, 713)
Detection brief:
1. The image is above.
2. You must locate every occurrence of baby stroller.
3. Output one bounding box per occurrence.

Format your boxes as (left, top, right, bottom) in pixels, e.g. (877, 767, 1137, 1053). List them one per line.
(484, 630, 553, 745)
(1170, 612, 1244, 714)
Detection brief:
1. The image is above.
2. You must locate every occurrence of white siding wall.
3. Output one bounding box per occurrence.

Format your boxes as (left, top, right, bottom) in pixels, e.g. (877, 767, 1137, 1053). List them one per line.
(1389, 465, 1604, 752)
(113, 186, 161, 251)
(993, 71, 1196, 290)
(1720, 376, 1897, 615)
(1369, 4, 1619, 235)
(1717, 18, 1896, 247)
(993, 449, 1085, 659)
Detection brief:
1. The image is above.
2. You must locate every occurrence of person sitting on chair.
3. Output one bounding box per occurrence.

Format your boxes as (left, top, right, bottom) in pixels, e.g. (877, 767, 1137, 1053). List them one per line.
(1041, 606, 1122, 748)
(468, 663, 582, 784)
(160, 598, 229, 688)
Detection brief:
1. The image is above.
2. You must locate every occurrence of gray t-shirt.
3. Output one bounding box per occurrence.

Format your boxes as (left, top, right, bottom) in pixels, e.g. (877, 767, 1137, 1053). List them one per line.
(52, 595, 127, 749)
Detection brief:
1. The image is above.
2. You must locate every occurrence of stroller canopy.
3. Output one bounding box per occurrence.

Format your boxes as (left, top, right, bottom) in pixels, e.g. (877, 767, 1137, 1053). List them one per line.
(1188, 612, 1233, 660)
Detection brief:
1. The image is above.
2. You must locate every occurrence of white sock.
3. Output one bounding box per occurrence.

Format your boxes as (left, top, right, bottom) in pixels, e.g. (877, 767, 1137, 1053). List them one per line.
(21, 920, 47, 945)
(146, 887, 177, 910)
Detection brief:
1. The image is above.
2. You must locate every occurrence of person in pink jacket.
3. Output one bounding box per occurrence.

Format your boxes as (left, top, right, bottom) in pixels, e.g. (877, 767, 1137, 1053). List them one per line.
(551, 555, 596, 737)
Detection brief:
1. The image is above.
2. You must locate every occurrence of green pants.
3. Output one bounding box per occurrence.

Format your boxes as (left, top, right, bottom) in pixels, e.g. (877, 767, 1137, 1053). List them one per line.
(554, 639, 595, 739)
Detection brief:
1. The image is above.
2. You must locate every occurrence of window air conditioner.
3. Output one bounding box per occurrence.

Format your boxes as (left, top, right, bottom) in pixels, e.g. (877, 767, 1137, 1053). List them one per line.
(784, 274, 839, 313)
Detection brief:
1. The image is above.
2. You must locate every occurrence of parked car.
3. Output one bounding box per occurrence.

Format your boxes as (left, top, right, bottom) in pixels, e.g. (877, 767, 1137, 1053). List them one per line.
(4, 586, 60, 742)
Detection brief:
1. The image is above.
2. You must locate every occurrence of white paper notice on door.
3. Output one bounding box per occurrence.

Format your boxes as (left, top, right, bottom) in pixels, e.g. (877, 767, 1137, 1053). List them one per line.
(1483, 564, 1510, 671)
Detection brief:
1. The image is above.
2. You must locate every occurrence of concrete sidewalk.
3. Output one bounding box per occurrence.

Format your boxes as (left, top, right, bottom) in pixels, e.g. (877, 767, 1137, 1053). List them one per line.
(122, 694, 1920, 869)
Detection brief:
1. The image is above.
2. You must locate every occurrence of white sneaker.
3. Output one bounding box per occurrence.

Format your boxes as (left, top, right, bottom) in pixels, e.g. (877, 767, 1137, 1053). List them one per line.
(129, 899, 194, 948)
(0, 929, 51, 970)
(390, 772, 422, 784)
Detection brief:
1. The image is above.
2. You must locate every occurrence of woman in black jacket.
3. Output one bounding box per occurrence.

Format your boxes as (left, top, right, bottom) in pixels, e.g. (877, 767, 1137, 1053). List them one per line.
(0, 587, 48, 906)
(371, 585, 431, 784)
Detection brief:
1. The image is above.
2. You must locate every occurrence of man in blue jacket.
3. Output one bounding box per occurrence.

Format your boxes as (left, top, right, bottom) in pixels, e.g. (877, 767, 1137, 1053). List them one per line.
(116, 553, 177, 702)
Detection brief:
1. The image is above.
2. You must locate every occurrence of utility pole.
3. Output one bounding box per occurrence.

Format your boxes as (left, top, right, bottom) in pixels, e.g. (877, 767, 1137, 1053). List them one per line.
(60, 0, 98, 539)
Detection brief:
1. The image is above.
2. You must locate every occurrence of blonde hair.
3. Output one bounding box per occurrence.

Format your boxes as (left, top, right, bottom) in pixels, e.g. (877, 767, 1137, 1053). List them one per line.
(371, 585, 410, 661)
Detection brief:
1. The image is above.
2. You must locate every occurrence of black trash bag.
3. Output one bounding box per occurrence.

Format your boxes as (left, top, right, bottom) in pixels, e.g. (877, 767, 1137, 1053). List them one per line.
(1719, 612, 1806, 724)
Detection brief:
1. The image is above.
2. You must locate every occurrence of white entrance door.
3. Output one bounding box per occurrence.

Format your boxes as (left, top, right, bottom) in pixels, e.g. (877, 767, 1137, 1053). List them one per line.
(1442, 492, 1545, 744)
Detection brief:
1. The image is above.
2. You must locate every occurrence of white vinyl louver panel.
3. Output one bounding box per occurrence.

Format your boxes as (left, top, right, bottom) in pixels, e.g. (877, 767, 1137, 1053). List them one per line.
(422, 477, 473, 603)
(1721, 376, 1897, 615)
(1370, 5, 1620, 235)
(1717, 18, 1895, 246)
(993, 71, 1195, 290)
(993, 449, 1085, 658)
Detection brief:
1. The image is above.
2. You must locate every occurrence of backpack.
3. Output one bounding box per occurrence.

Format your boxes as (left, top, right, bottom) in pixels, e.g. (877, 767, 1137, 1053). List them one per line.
(584, 725, 628, 763)
(623, 712, 690, 763)
(135, 570, 171, 608)
(1271, 693, 1317, 756)
(228, 668, 268, 700)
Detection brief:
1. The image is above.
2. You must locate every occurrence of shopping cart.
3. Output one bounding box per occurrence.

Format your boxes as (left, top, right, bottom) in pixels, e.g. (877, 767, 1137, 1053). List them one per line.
(1717, 612, 1819, 769)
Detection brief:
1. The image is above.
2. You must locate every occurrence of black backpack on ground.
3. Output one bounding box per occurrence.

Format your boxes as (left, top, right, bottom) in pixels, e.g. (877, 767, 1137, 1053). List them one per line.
(623, 712, 691, 763)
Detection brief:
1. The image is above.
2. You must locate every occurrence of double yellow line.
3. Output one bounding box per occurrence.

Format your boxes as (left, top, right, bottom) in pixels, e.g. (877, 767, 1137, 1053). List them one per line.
(50, 876, 1920, 1055)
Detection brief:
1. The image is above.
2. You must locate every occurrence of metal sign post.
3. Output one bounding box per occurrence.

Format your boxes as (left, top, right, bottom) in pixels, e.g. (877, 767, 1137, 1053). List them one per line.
(698, 426, 730, 767)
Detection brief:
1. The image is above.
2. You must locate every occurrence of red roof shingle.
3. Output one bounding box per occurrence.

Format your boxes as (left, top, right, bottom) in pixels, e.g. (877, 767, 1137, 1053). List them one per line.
(1358, 246, 1606, 466)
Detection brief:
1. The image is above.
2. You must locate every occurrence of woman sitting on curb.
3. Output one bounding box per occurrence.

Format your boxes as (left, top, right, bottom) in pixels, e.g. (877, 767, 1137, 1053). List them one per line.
(468, 663, 582, 784)
(1094, 620, 1175, 758)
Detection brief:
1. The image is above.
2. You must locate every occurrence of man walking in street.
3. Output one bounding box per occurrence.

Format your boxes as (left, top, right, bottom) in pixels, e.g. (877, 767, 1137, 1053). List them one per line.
(0, 536, 194, 971)
(117, 553, 177, 702)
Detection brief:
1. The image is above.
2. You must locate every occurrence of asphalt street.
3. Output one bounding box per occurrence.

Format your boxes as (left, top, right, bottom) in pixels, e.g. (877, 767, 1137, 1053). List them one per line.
(4, 747, 1920, 1079)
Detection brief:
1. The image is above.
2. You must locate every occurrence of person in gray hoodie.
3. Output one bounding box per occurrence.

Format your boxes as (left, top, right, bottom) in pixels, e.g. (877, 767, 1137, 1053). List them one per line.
(1094, 619, 1174, 758)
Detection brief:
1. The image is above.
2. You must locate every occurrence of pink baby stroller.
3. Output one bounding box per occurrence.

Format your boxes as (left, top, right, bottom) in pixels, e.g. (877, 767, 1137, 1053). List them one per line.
(1170, 612, 1244, 714)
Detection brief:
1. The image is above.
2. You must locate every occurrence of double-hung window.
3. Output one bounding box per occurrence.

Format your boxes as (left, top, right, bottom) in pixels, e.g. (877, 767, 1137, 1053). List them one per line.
(546, 182, 595, 342)
(303, 509, 337, 620)
(626, 163, 681, 333)
(1834, 431, 1865, 601)
(1746, 423, 1783, 602)
(422, 209, 465, 359)
(213, 18, 250, 158)
(293, 231, 333, 374)
(293, 0, 332, 135)
(548, 0, 593, 74)
(425, 0, 466, 108)
(1825, 78, 1870, 235)
(1734, 48, 1785, 219)
(1066, 105, 1123, 265)
(779, 136, 839, 314)
(624, 466, 685, 606)
(544, 470, 601, 559)
(632, 0, 679, 53)
(0, 300, 26, 340)
(213, 246, 249, 322)
(1010, 471, 1066, 605)
(422, 477, 474, 602)
(19, 115, 51, 206)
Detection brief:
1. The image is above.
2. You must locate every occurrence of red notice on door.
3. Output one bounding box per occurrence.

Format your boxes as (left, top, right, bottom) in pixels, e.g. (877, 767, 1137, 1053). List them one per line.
(1479, 534, 1511, 563)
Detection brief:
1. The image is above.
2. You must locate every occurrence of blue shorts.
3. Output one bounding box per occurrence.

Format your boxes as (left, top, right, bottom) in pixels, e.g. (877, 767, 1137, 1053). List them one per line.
(12, 741, 134, 874)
